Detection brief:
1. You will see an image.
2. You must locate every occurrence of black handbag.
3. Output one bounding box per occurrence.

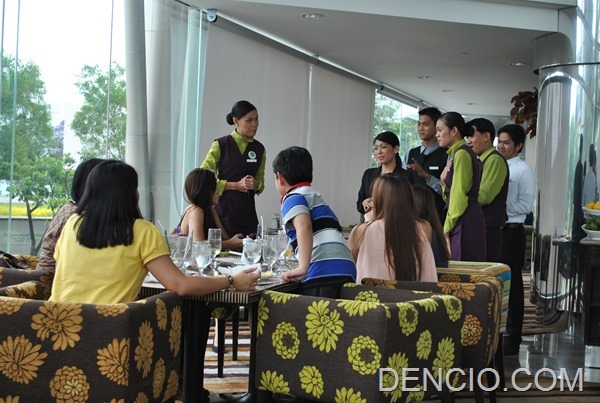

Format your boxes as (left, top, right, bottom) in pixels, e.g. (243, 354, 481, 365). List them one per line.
(0, 251, 32, 270)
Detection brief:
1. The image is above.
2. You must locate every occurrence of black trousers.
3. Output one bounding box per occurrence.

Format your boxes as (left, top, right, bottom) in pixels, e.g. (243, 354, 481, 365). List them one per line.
(486, 227, 503, 263)
(500, 223, 526, 346)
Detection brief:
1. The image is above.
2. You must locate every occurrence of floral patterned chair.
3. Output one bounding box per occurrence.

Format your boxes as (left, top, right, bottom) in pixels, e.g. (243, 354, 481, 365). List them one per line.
(254, 288, 465, 403)
(0, 256, 53, 300)
(437, 261, 511, 394)
(0, 289, 183, 403)
(363, 275, 504, 403)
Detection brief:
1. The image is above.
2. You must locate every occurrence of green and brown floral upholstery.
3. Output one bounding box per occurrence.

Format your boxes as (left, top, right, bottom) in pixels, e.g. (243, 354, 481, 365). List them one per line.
(438, 261, 511, 333)
(0, 280, 46, 300)
(0, 266, 54, 300)
(0, 291, 183, 403)
(254, 289, 465, 403)
(362, 276, 503, 374)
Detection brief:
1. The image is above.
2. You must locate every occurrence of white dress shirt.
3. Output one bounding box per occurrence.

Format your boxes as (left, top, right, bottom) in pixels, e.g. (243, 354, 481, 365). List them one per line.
(506, 156, 536, 224)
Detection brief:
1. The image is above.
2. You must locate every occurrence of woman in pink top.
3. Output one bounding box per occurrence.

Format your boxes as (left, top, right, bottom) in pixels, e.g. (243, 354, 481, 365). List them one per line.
(349, 173, 438, 283)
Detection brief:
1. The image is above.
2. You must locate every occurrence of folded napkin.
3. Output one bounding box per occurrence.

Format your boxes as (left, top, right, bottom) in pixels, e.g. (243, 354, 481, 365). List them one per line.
(145, 272, 160, 283)
(217, 264, 260, 276)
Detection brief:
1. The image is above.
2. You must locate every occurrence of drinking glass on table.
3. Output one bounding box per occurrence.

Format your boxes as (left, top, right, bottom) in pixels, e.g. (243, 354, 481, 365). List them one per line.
(275, 230, 290, 275)
(167, 234, 187, 271)
(208, 228, 222, 270)
(242, 237, 262, 264)
(262, 235, 279, 273)
(192, 240, 212, 276)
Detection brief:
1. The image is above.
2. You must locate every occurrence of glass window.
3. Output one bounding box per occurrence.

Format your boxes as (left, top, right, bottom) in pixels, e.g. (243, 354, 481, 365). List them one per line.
(373, 93, 419, 167)
(1, 0, 125, 254)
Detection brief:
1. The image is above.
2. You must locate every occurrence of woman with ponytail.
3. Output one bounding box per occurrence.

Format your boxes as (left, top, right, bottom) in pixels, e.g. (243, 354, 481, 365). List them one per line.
(201, 100, 266, 237)
(436, 112, 486, 261)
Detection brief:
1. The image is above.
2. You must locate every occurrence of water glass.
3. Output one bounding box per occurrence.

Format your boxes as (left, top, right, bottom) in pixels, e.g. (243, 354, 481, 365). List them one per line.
(208, 228, 222, 258)
(168, 235, 187, 269)
(242, 238, 262, 264)
(262, 235, 279, 273)
(192, 241, 212, 275)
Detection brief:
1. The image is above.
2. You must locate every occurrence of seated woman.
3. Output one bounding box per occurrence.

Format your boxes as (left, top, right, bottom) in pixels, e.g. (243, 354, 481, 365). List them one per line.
(37, 158, 104, 274)
(349, 173, 437, 283)
(174, 168, 244, 251)
(413, 184, 450, 268)
(50, 160, 260, 305)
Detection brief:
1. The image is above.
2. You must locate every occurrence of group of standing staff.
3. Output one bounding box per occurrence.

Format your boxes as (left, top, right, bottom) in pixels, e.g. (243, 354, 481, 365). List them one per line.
(355, 107, 535, 356)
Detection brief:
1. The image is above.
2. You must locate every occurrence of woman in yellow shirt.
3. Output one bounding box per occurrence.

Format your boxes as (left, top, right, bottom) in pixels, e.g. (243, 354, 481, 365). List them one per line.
(51, 160, 260, 304)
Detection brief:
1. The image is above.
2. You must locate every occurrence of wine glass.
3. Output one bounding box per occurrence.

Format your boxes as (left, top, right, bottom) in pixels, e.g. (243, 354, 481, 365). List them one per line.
(208, 228, 222, 274)
(275, 230, 290, 274)
(262, 235, 279, 273)
(192, 240, 212, 276)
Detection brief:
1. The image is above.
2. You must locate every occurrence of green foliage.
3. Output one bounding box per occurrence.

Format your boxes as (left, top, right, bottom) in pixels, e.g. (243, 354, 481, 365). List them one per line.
(71, 63, 126, 160)
(8, 155, 75, 213)
(0, 55, 56, 180)
(1, 54, 75, 254)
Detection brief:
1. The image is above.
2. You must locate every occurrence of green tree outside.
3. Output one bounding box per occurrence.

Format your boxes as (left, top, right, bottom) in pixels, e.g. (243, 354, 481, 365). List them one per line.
(0, 56, 56, 179)
(71, 63, 126, 160)
(1, 55, 76, 254)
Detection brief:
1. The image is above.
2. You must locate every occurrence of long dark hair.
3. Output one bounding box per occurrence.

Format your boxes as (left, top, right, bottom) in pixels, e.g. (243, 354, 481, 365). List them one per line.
(371, 173, 423, 281)
(412, 184, 450, 261)
(184, 168, 218, 237)
(71, 158, 104, 202)
(75, 160, 143, 248)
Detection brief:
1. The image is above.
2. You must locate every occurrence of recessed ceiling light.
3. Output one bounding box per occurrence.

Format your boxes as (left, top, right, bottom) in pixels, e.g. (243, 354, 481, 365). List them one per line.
(510, 62, 526, 66)
(302, 13, 324, 19)
(416, 76, 431, 80)
(442, 89, 454, 93)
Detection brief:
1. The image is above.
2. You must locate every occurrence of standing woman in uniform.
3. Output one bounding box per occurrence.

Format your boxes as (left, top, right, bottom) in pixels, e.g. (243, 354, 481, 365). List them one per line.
(201, 100, 266, 237)
(437, 112, 486, 261)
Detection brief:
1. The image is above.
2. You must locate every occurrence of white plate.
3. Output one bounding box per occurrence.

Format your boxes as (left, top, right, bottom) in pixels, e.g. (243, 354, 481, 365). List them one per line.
(583, 207, 600, 216)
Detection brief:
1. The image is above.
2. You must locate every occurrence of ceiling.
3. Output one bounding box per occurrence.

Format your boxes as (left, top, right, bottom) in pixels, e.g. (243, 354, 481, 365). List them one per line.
(185, 0, 576, 119)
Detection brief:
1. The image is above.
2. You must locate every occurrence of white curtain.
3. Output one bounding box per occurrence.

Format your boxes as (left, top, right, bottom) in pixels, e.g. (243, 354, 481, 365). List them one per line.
(306, 65, 375, 225)
(198, 22, 374, 227)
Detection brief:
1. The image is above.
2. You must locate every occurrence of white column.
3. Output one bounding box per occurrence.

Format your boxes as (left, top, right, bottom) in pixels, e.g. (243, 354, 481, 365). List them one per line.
(124, 0, 151, 218)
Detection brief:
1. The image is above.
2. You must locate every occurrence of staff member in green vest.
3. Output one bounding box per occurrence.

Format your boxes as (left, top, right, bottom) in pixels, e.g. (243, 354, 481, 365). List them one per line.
(201, 100, 266, 238)
(466, 118, 509, 262)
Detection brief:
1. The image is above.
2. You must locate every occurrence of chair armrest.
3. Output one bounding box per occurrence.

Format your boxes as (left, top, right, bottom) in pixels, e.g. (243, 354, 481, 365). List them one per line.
(0, 280, 45, 299)
(0, 267, 53, 299)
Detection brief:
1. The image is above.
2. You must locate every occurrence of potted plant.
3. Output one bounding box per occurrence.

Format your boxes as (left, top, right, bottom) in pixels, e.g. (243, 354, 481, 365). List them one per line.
(510, 88, 538, 138)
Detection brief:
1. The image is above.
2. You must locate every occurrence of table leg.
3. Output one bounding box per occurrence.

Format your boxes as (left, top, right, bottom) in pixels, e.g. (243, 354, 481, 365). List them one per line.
(183, 300, 211, 402)
(219, 301, 259, 403)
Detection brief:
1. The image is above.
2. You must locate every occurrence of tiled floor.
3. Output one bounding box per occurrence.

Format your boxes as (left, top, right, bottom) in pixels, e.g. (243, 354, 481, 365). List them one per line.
(504, 313, 600, 384)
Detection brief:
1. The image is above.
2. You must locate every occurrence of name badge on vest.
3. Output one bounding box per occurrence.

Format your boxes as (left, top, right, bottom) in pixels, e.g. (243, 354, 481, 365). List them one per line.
(247, 150, 258, 163)
(430, 166, 439, 170)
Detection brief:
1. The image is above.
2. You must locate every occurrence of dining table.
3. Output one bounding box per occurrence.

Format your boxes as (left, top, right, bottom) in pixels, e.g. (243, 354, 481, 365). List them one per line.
(139, 258, 300, 403)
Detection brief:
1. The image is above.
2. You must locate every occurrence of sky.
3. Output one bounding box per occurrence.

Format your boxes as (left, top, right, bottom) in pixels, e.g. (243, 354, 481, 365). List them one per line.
(2, 0, 125, 159)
